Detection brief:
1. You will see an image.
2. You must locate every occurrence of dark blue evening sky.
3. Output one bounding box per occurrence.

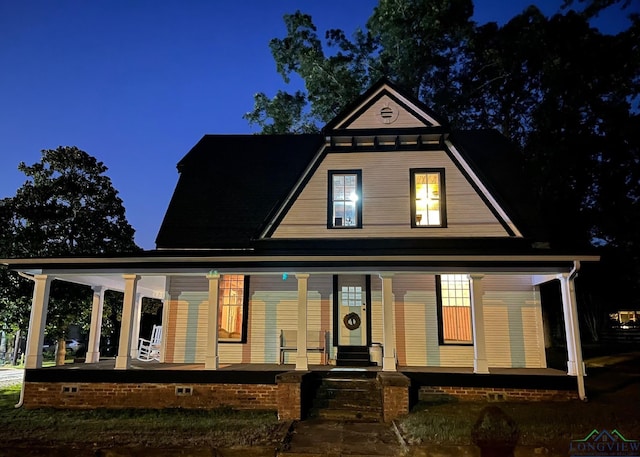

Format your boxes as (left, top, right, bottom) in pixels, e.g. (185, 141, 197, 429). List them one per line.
(0, 1, 635, 250)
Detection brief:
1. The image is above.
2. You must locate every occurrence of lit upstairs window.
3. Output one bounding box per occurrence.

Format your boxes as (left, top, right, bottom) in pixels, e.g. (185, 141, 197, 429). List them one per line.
(328, 170, 362, 228)
(411, 169, 446, 227)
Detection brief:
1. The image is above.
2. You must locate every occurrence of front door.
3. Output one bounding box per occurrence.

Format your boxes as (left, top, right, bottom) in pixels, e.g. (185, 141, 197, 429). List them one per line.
(337, 275, 367, 346)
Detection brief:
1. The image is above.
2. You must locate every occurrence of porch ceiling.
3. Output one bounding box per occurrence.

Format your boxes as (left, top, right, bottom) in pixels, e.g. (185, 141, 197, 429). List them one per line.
(48, 273, 166, 299)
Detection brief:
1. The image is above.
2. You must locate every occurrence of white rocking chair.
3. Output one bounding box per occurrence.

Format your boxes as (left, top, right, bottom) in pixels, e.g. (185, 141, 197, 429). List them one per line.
(137, 325, 162, 361)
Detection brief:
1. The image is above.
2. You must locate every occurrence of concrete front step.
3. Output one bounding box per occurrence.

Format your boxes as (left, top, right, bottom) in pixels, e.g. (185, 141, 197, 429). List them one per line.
(311, 375, 383, 422)
(314, 399, 382, 412)
(311, 407, 382, 422)
(316, 390, 382, 406)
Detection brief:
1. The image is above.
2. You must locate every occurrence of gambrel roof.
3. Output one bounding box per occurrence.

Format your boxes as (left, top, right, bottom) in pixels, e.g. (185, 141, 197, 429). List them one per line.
(156, 80, 548, 251)
(155, 134, 324, 248)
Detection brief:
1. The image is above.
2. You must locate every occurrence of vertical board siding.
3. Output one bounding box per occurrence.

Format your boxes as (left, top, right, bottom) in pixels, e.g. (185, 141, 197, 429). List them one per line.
(272, 150, 508, 239)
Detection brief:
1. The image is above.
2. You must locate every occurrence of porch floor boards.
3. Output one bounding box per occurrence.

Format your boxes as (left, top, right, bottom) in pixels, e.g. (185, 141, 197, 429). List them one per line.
(48, 358, 566, 376)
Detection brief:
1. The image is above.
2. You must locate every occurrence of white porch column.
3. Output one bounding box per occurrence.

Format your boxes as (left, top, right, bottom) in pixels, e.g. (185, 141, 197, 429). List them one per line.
(559, 273, 586, 399)
(115, 274, 139, 370)
(25, 274, 52, 369)
(129, 294, 143, 358)
(380, 273, 396, 372)
(205, 272, 220, 370)
(85, 286, 105, 363)
(159, 296, 169, 363)
(469, 274, 489, 374)
(295, 274, 309, 371)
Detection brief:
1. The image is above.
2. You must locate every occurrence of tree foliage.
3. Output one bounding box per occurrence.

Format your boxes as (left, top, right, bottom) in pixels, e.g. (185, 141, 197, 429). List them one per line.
(0, 146, 140, 349)
(12, 146, 138, 256)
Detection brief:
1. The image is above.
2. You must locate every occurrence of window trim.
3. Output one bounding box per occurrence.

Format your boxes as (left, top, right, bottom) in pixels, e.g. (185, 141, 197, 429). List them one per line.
(218, 275, 250, 344)
(436, 274, 473, 346)
(327, 170, 363, 229)
(410, 168, 447, 228)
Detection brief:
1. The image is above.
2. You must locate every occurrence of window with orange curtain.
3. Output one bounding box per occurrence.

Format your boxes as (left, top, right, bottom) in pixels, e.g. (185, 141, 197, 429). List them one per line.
(218, 274, 246, 341)
(437, 274, 472, 344)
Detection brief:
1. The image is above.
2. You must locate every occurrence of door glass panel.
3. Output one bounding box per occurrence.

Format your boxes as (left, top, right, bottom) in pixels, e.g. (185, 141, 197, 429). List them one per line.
(338, 276, 367, 346)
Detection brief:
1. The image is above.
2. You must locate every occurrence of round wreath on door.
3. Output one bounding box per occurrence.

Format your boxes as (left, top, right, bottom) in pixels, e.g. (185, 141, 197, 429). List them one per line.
(343, 312, 361, 330)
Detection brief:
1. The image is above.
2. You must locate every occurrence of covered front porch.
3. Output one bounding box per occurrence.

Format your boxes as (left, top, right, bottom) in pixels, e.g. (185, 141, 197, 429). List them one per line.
(7, 250, 595, 417)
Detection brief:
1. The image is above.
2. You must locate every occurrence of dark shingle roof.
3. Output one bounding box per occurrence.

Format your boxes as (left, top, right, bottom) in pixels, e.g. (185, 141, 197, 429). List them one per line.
(155, 130, 551, 250)
(449, 130, 548, 241)
(155, 134, 324, 249)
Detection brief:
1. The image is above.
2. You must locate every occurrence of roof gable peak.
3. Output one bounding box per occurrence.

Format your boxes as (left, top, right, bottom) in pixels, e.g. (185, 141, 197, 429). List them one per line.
(324, 78, 449, 132)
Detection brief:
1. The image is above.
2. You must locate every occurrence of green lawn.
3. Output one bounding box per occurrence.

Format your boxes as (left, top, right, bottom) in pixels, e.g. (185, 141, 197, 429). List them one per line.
(0, 385, 281, 449)
(399, 352, 640, 451)
(1, 350, 637, 452)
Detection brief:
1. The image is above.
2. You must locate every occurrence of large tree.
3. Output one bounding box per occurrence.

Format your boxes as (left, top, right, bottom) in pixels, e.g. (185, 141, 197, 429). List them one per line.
(0, 146, 140, 363)
(244, 0, 476, 132)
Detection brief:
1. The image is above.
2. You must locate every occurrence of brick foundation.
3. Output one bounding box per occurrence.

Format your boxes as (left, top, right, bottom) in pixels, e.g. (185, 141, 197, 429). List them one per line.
(418, 386, 578, 402)
(275, 370, 309, 420)
(23, 382, 278, 410)
(377, 372, 410, 422)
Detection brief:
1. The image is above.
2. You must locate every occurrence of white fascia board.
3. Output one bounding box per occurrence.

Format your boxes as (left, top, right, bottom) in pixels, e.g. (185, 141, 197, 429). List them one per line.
(4, 254, 599, 269)
(333, 85, 442, 129)
(444, 139, 523, 237)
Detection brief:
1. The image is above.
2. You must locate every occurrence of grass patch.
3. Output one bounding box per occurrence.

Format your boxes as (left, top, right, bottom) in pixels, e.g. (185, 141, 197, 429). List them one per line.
(399, 366, 640, 451)
(400, 398, 640, 449)
(0, 386, 280, 449)
(0, 384, 21, 408)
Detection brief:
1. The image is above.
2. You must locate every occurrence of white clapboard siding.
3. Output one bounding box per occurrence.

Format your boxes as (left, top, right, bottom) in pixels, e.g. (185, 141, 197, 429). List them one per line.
(371, 274, 544, 368)
(484, 305, 512, 367)
(245, 274, 332, 365)
(345, 95, 429, 129)
(272, 150, 508, 239)
(166, 276, 207, 363)
(402, 290, 430, 366)
(391, 275, 430, 366)
(482, 275, 545, 368)
(370, 283, 383, 345)
(167, 274, 333, 365)
(164, 273, 544, 368)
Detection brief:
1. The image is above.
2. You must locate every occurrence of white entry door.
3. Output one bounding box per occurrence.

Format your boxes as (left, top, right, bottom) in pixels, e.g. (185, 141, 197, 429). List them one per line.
(338, 275, 367, 346)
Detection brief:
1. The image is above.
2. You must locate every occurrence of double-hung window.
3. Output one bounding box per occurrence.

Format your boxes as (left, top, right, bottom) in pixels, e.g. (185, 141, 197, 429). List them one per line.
(411, 169, 446, 227)
(437, 274, 473, 344)
(218, 274, 249, 342)
(328, 170, 362, 228)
